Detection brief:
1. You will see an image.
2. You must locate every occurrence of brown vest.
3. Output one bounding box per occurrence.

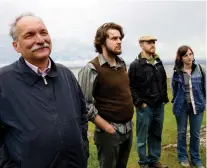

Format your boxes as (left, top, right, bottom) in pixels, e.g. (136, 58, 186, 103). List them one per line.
(90, 56, 134, 123)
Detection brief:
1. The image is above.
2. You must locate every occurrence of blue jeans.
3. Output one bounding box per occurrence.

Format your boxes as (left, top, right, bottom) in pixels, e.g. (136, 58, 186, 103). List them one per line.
(136, 103, 164, 165)
(176, 101, 204, 166)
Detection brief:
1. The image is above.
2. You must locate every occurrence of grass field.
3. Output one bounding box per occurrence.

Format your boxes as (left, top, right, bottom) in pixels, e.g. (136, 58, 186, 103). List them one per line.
(87, 82, 206, 168)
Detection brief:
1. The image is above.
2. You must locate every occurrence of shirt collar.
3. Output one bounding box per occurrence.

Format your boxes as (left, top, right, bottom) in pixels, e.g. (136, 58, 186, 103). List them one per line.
(25, 59, 51, 76)
(97, 54, 125, 67)
(137, 52, 160, 65)
(140, 52, 159, 59)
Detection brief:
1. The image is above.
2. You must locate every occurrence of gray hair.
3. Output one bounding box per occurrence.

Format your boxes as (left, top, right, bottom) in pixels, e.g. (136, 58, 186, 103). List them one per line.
(9, 13, 40, 41)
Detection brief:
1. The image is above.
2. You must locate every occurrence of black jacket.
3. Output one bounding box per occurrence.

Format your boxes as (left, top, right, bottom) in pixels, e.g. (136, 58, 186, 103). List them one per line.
(128, 53, 169, 107)
(0, 57, 88, 168)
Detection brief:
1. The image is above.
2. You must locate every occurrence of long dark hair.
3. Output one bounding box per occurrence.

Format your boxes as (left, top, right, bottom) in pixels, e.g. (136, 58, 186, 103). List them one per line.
(174, 45, 194, 69)
(94, 22, 124, 54)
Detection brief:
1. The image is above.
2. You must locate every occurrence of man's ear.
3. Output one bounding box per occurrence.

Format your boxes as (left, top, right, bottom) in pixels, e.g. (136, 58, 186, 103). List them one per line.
(101, 43, 106, 53)
(12, 41, 20, 53)
(139, 42, 143, 49)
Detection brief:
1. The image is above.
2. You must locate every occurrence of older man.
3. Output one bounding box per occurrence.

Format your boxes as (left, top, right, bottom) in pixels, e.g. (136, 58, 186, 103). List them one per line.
(0, 13, 88, 168)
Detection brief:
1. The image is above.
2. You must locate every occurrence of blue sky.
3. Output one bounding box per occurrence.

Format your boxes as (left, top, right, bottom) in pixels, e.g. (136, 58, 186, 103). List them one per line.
(0, 0, 206, 67)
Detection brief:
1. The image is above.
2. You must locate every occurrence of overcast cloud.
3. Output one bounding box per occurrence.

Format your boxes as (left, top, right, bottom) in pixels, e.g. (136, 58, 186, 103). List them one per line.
(0, 0, 206, 67)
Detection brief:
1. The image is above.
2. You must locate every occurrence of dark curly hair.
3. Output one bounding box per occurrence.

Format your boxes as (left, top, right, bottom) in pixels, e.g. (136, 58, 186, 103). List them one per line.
(94, 22, 124, 54)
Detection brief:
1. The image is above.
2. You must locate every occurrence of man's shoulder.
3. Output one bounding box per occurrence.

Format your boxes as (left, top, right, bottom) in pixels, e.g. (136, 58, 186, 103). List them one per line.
(55, 62, 69, 70)
(55, 63, 74, 75)
(79, 59, 97, 71)
(129, 58, 140, 67)
(117, 56, 125, 62)
(54, 63, 80, 83)
(0, 62, 17, 78)
(89, 56, 99, 66)
(78, 63, 97, 78)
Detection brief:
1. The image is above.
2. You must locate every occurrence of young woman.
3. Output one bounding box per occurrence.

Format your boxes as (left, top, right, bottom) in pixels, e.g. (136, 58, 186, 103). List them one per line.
(171, 45, 206, 168)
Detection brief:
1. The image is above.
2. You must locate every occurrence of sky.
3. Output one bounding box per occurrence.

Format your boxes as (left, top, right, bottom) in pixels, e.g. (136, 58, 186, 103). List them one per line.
(0, 0, 206, 67)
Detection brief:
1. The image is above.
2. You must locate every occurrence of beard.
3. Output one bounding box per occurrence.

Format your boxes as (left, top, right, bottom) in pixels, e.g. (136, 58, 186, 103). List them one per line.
(105, 44, 122, 57)
(145, 48, 156, 55)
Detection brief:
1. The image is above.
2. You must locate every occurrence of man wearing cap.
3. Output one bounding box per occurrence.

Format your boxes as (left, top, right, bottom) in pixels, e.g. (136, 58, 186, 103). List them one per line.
(128, 36, 169, 168)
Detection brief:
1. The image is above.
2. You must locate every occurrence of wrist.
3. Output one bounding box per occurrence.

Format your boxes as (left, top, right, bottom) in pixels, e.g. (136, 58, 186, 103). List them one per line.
(142, 103, 147, 108)
(105, 124, 115, 133)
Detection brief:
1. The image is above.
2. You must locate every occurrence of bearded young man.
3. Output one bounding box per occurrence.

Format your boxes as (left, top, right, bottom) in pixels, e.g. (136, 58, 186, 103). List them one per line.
(78, 22, 134, 168)
(128, 36, 169, 168)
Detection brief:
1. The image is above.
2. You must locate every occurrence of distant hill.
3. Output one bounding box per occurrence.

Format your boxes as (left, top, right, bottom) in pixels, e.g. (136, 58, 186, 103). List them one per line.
(0, 34, 205, 68)
(162, 59, 206, 65)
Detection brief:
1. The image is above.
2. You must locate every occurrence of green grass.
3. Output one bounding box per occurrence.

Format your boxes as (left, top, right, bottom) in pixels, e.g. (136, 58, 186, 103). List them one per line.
(87, 82, 206, 168)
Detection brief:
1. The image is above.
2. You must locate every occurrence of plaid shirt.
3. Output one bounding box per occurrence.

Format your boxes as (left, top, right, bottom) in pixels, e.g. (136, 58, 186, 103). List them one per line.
(78, 54, 133, 134)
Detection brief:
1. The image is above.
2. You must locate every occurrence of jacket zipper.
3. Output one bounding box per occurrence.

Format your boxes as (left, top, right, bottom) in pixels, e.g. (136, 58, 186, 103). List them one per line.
(42, 76, 48, 85)
(153, 62, 161, 95)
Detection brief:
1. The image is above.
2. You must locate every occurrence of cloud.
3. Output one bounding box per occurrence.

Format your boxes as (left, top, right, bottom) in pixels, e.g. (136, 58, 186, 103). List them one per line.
(0, 0, 205, 66)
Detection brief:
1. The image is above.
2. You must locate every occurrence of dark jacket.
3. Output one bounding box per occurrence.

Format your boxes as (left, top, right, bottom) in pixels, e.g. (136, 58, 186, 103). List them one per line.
(128, 53, 169, 107)
(171, 63, 206, 116)
(0, 57, 88, 168)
